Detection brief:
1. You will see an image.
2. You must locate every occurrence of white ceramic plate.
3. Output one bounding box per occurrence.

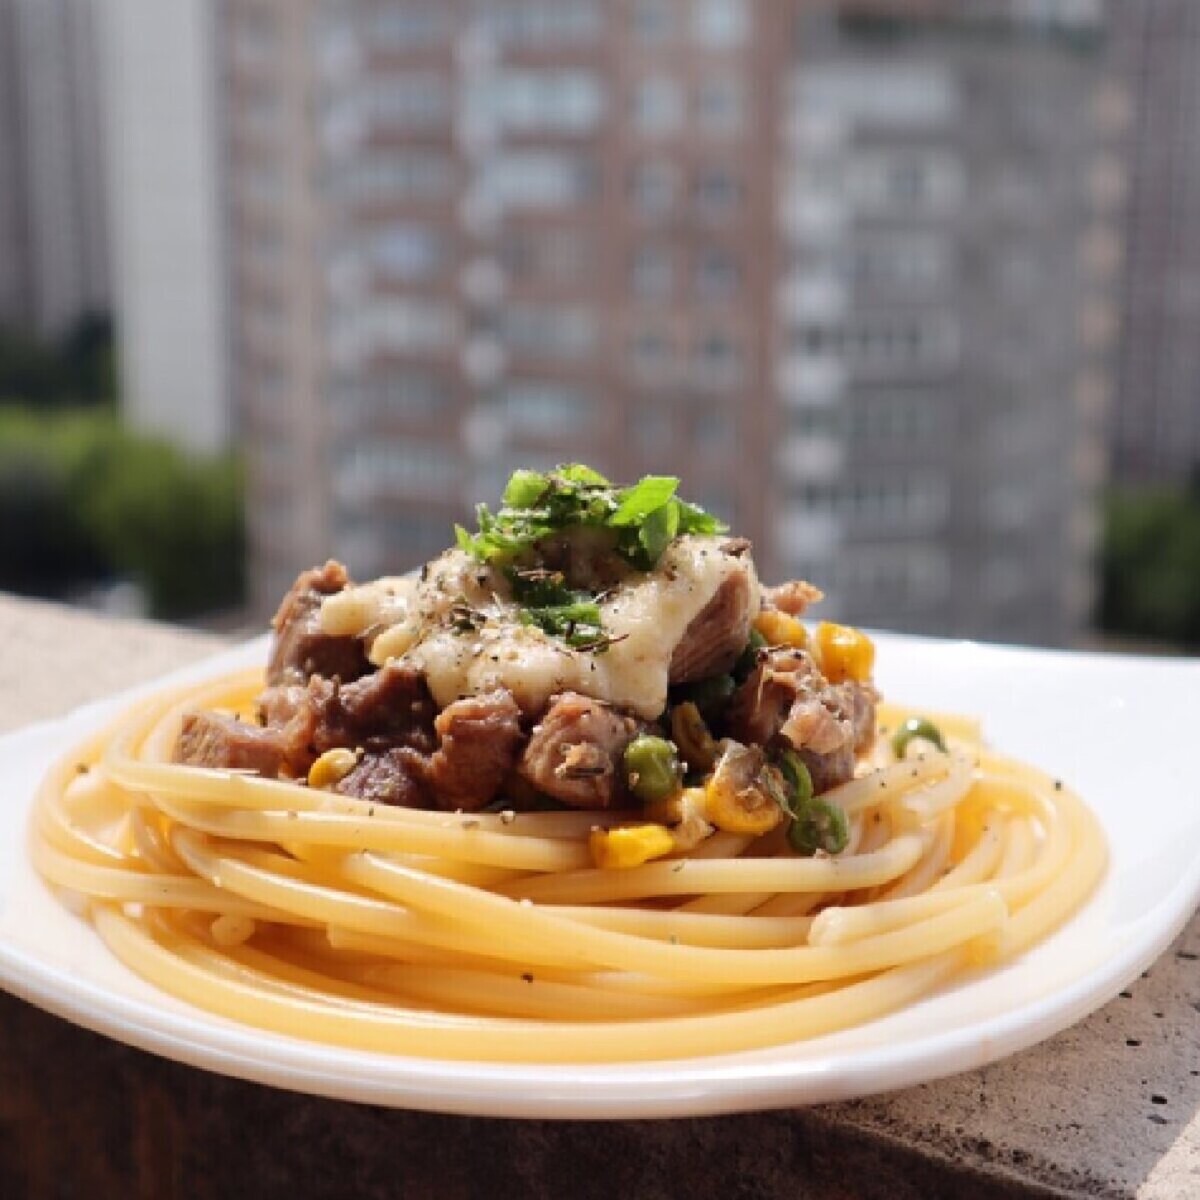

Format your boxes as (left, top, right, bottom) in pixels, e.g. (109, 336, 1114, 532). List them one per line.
(0, 634, 1196, 1118)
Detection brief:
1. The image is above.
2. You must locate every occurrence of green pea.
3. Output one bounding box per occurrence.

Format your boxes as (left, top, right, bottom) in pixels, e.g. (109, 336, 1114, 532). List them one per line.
(891, 716, 948, 759)
(623, 735, 683, 804)
(788, 797, 849, 856)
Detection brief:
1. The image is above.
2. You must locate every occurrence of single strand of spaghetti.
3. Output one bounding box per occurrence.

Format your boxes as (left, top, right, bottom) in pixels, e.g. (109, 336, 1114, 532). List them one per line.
(823, 754, 955, 817)
(92, 903, 968, 1061)
(888, 753, 976, 826)
(129, 805, 189, 873)
(30, 837, 305, 921)
(988, 786, 1106, 961)
(493, 833, 928, 905)
(996, 816, 1037, 878)
(808, 884, 1009, 947)
(150, 793, 593, 873)
(541, 905, 814, 948)
(874, 814, 955, 902)
(346, 849, 1005, 986)
(930, 814, 1007, 892)
(358, 963, 737, 1021)
(36, 761, 134, 866)
(285, 841, 526, 889)
(169, 827, 596, 970)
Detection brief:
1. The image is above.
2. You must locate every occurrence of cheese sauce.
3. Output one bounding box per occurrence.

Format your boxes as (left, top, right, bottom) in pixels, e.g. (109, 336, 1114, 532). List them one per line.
(322, 536, 758, 720)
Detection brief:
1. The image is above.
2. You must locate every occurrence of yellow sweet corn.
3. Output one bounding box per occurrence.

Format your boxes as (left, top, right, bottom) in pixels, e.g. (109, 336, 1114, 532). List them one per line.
(814, 621, 875, 684)
(589, 823, 676, 869)
(702, 743, 784, 835)
(307, 748, 359, 791)
(753, 609, 808, 649)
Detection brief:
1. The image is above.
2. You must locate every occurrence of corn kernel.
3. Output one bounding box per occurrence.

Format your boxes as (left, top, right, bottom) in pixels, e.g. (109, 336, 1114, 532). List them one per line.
(589, 824, 676, 870)
(814, 621, 875, 684)
(753, 609, 808, 649)
(703, 772, 783, 835)
(307, 748, 359, 791)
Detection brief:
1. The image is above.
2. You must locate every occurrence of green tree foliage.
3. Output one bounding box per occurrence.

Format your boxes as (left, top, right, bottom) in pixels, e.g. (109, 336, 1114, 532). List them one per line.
(0, 313, 116, 408)
(1099, 483, 1200, 648)
(0, 408, 243, 618)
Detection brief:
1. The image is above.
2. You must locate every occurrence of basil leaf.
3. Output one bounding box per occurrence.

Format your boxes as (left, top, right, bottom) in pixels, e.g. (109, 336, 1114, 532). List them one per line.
(502, 469, 548, 509)
(610, 476, 679, 527)
(639, 498, 680, 562)
(557, 463, 610, 486)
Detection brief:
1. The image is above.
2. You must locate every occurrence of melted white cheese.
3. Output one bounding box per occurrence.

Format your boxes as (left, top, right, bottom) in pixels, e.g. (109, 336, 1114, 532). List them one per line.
(391, 537, 758, 719)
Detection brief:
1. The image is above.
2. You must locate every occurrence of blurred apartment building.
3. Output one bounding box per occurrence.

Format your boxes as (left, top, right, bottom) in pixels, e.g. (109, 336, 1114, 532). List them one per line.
(778, 1, 1123, 643)
(1111, 0, 1200, 487)
(0, 0, 109, 334)
(211, 0, 1124, 644)
(223, 0, 783, 614)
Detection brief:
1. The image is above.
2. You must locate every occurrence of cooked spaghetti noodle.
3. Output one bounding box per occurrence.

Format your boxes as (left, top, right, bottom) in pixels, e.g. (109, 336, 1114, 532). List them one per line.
(31, 672, 1106, 1063)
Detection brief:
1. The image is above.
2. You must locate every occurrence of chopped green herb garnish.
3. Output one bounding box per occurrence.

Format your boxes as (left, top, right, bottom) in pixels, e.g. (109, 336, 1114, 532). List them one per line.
(456, 465, 727, 651)
(456, 465, 726, 571)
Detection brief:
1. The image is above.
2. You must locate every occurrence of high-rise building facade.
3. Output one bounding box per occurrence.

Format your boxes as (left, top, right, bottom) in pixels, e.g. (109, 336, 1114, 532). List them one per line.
(224, 0, 783, 612)
(222, 0, 1124, 647)
(0, 0, 109, 335)
(776, 2, 1123, 644)
(1111, 0, 1200, 486)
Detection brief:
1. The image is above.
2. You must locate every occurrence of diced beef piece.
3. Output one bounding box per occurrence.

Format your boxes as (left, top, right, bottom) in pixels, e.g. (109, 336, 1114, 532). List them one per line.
(175, 711, 300, 777)
(309, 661, 437, 756)
(669, 569, 754, 685)
(765, 579, 824, 617)
(518, 692, 640, 809)
(725, 647, 876, 794)
(334, 747, 431, 809)
(428, 689, 524, 811)
(267, 561, 370, 687)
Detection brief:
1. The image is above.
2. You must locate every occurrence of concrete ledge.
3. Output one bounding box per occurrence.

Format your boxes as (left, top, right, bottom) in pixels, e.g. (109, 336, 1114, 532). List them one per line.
(0, 592, 1195, 1198)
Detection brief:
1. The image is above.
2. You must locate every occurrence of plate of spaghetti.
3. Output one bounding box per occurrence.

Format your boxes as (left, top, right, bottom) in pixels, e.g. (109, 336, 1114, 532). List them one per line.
(5, 466, 1199, 1117)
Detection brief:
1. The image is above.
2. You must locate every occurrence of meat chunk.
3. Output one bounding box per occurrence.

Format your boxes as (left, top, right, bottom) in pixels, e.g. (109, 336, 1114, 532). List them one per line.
(669, 568, 754, 685)
(267, 561, 370, 687)
(175, 711, 299, 777)
(765, 579, 824, 617)
(725, 648, 876, 794)
(518, 692, 640, 809)
(428, 689, 524, 811)
(309, 661, 436, 756)
(335, 747, 431, 809)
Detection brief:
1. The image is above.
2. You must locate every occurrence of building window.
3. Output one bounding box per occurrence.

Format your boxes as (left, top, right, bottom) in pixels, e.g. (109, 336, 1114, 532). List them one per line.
(475, 0, 604, 46)
(467, 69, 605, 135)
(368, 75, 451, 129)
(370, 224, 446, 281)
(694, 166, 742, 221)
(630, 161, 679, 219)
(329, 373, 451, 427)
(632, 0, 673, 43)
(480, 152, 598, 210)
(695, 76, 745, 137)
(632, 76, 684, 137)
(628, 328, 675, 382)
(334, 442, 461, 504)
(500, 303, 598, 361)
(631, 244, 674, 299)
(691, 331, 743, 390)
(367, 5, 451, 48)
(336, 153, 454, 204)
(693, 247, 740, 300)
(691, 0, 749, 48)
(498, 381, 593, 436)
